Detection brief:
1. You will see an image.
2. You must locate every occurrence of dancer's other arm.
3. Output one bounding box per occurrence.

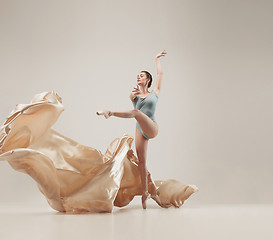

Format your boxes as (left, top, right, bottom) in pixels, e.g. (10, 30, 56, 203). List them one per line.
(154, 50, 167, 96)
(129, 85, 141, 102)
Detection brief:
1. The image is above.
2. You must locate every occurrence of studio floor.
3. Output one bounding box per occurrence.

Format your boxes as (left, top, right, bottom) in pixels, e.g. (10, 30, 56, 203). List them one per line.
(0, 197, 272, 240)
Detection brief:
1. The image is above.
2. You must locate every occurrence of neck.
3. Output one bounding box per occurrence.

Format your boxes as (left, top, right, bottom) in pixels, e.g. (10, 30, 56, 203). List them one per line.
(139, 85, 149, 95)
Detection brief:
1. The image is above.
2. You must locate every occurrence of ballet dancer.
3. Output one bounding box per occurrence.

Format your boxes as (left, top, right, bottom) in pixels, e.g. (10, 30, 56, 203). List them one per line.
(96, 50, 167, 209)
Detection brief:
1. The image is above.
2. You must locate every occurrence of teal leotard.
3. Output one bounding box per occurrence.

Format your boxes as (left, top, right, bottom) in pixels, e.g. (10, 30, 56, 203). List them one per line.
(132, 90, 158, 140)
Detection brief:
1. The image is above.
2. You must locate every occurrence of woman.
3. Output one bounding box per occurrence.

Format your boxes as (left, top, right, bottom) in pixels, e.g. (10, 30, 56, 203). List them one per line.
(96, 50, 167, 209)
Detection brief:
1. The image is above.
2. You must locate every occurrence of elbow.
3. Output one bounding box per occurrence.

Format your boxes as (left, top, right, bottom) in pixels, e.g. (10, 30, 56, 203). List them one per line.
(155, 85, 161, 92)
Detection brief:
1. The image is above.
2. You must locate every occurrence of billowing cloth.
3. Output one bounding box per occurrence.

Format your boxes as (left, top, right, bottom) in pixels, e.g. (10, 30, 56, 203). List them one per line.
(0, 90, 198, 213)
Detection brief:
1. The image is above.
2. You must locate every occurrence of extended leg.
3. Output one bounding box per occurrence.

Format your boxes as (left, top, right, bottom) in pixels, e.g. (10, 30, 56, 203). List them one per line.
(111, 109, 158, 139)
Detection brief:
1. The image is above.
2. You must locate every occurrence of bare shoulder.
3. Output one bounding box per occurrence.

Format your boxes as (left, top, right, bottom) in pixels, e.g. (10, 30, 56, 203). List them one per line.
(153, 88, 160, 97)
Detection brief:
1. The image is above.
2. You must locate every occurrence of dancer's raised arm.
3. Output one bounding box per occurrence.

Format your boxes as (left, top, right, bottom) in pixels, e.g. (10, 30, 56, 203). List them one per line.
(154, 50, 167, 96)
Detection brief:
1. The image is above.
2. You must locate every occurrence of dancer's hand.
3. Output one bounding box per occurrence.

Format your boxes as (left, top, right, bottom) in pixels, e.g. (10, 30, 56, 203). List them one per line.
(132, 85, 141, 96)
(155, 50, 167, 59)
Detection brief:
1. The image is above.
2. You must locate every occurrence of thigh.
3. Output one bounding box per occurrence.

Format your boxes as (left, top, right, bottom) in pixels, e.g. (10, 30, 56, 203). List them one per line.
(135, 128, 148, 163)
(135, 110, 159, 139)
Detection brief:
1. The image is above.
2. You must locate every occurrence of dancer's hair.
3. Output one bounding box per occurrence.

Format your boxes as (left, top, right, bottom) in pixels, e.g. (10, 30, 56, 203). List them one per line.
(141, 71, 152, 88)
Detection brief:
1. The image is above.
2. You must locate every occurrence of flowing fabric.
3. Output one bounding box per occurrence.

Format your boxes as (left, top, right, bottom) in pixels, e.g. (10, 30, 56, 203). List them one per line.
(0, 90, 198, 213)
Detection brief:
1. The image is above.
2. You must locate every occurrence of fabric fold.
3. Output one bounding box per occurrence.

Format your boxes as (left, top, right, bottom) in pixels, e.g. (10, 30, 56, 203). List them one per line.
(0, 90, 198, 213)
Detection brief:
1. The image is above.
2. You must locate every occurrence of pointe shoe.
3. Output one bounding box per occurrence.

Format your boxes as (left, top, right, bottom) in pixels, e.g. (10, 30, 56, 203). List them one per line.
(142, 191, 150, 209)
(96, 110, 112, 119)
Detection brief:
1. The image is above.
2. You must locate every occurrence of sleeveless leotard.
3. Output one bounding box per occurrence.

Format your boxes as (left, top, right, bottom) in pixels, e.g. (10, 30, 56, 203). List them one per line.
(132, 90, 158, 140)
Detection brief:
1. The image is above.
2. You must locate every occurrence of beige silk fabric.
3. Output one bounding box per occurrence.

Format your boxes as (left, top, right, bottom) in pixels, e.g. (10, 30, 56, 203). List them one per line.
(0, 90, 199, 213)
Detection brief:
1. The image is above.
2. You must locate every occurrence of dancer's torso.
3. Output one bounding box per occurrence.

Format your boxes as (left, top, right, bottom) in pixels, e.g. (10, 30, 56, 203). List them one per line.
(132, 90, 158, 123)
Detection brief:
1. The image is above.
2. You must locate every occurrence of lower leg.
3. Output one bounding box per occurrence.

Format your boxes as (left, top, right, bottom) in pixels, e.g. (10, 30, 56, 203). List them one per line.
(111, 109, 136, 118)
(138, 161, 148, 194)
(138, 160, 149, 209)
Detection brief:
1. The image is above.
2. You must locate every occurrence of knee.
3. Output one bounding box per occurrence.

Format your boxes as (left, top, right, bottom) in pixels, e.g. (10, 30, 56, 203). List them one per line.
(148, 131, 158, 139)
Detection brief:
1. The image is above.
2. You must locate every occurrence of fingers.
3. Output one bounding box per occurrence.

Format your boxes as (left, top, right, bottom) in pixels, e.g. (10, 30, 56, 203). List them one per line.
(161, 50, 167, 56)
(133, 85, 140, 91)
(132, 89, 141, 94)
(156, 50, 167, 58)
(132, 84, 141, 94)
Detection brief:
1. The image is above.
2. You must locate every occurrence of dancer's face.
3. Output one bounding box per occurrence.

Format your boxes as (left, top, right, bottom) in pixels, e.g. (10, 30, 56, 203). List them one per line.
(137, 72, 148, 86)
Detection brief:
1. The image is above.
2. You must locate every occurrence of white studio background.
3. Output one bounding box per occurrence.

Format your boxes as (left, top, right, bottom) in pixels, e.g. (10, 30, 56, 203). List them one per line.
(0, 0, 272, 206)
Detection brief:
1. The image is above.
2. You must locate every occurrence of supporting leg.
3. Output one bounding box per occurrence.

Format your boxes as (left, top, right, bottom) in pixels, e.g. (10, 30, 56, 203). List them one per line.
(135, 128, 149, 209)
